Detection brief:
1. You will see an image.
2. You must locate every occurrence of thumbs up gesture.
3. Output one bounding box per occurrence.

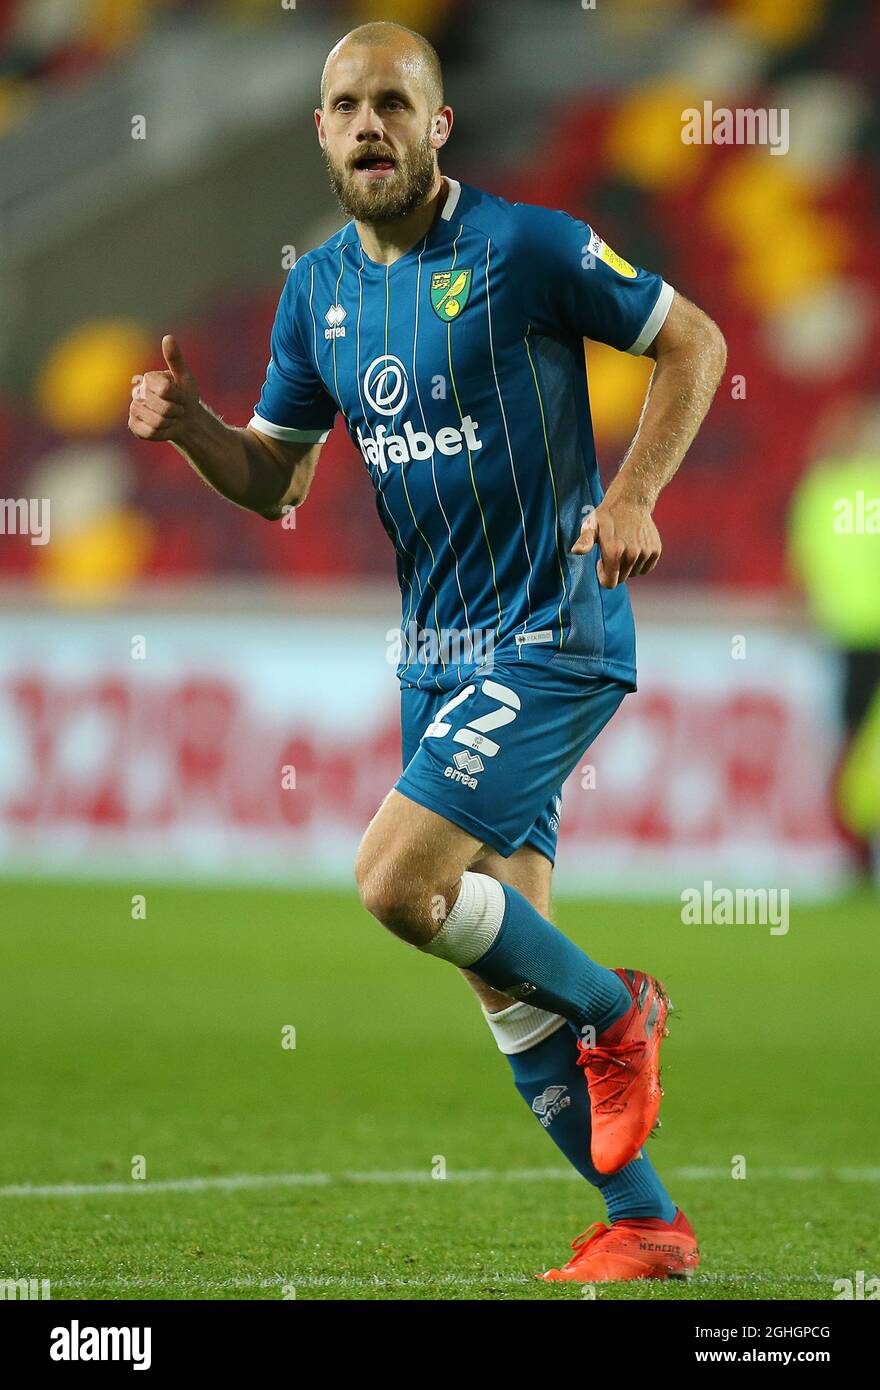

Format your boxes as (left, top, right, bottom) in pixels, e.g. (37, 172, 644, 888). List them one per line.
(128, 335, 200, 443)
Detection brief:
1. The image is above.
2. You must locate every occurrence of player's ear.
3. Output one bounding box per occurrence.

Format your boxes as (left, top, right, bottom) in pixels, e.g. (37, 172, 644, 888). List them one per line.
(432, 108, 452, 146)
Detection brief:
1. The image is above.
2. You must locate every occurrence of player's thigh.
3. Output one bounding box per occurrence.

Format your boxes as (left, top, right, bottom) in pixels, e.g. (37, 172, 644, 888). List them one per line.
(364, 684, 482, 899)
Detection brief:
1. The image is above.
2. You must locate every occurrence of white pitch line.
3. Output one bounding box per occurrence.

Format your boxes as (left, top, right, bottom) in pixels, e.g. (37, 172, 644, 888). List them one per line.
(44, 1271, 839, 1292)
(676, 1165, 880, 1182)
(1, 1164, 878, 1200)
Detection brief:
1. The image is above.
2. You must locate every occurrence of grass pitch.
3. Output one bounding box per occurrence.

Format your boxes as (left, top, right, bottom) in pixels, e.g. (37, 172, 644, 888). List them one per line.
(1, 879, 876, 1301)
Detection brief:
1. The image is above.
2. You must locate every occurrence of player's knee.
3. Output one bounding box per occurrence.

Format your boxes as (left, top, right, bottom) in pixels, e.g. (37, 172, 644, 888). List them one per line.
(354, 853, 433, 945)
(356, 853, 404, 922)
(355, 863, 388, 921)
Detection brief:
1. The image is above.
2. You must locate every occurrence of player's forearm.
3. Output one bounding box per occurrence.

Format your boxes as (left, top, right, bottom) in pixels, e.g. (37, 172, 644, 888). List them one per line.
(609, 317, 727, 511)
(172, 402, 289, 516)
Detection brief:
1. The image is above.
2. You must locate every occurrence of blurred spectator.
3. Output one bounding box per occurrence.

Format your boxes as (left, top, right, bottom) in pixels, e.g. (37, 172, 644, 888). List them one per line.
(787, 396, 880, 873)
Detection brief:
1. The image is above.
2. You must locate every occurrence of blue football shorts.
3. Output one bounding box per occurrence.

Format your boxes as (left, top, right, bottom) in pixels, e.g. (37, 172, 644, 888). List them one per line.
(396, 648, 631, 864)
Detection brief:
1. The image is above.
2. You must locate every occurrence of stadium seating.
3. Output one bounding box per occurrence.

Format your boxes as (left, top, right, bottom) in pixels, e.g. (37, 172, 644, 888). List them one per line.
(1, 0, 877, 592)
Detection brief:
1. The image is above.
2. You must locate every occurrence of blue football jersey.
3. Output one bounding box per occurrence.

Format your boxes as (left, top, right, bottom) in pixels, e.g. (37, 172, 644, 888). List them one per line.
(252, 176, 673, 691)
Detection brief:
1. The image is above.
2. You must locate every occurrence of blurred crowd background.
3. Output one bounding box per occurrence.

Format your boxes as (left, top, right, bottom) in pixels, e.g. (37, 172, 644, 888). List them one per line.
(0, 0, 878, 887)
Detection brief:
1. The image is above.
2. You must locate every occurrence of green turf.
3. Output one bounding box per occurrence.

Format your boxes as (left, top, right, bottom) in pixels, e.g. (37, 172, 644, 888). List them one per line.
(0, 879, 876, 1300)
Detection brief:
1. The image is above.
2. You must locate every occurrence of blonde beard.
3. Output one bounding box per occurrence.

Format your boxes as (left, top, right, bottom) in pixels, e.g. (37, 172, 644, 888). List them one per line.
(323, 135, 436, 224)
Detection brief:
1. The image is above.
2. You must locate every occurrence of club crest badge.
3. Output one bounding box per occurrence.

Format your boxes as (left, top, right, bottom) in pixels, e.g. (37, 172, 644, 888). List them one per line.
(430, 268, 472, 321)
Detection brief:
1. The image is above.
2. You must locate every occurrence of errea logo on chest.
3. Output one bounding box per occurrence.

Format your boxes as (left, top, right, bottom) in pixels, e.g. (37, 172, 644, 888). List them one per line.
(324, 303, 346, 339)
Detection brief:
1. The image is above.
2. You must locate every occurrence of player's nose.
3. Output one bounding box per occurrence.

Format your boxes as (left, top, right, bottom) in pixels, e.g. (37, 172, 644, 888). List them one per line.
(353, 107, 385, 142)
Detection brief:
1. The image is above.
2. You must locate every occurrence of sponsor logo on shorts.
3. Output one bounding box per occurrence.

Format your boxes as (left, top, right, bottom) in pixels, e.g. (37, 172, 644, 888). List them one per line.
(514, 629, 554, 646)
(443, 749, 484, 788)
(454, 750, 484, 775)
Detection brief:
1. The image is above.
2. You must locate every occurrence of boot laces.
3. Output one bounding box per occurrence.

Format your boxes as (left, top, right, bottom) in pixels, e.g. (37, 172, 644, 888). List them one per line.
(562, 1221, 634, 1267)
(571, 1222, 607, 1252)
(577, 1039, 646, 1113)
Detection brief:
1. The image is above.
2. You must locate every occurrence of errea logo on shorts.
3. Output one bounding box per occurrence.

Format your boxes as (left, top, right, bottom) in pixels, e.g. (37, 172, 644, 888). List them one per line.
(356, 356, 482, 472)
(444, 749, 484, 789)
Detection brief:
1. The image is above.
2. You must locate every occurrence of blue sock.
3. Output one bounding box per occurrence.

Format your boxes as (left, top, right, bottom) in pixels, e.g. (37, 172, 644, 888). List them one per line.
(473, 885, 631, 1033)
(507, 1021, 676, 1223)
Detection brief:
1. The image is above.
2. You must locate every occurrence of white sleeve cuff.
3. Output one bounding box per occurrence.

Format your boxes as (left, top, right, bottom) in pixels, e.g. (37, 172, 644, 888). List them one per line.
(626, 280, 674, 356)
(248, 413, 331, 444)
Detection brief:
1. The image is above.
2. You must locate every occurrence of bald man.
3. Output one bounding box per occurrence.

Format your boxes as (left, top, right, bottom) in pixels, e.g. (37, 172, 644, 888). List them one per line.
(129, 20, 726, 1285)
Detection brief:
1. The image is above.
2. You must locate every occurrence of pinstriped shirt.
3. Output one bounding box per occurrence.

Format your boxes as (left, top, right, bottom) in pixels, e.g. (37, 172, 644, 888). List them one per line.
(252, 177, 673, 691)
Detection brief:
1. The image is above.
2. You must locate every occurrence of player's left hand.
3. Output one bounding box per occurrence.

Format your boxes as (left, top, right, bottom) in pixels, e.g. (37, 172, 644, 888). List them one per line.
(570, 490, 662, 588)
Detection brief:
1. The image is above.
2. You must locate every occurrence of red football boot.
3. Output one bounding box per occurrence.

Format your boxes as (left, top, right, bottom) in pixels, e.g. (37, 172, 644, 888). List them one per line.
(578, 968, 672, 1174)
(539, 1209, 699, 1283)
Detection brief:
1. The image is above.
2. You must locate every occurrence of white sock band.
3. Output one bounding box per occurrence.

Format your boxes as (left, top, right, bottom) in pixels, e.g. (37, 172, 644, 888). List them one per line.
(421, 871, 506, 967)
(482, 999, 568, 1055)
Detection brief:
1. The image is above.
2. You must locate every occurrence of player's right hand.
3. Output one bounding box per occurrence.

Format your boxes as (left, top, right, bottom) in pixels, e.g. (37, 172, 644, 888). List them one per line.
(128, 335, 199, 443)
